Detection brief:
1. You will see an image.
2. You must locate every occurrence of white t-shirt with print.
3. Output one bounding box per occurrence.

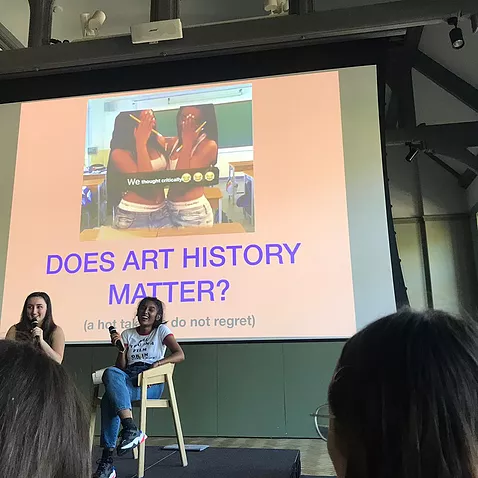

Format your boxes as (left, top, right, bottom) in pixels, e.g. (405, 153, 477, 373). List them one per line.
(121, 324, 173, 366)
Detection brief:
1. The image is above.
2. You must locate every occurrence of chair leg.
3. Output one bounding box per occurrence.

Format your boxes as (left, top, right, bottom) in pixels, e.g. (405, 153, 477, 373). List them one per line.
(90, 387, 99, 452)
(138, 383, 148, 478)
(89, 409, 96, 452)
(168, 375, 188, 467)
(131, 410, 138, 460)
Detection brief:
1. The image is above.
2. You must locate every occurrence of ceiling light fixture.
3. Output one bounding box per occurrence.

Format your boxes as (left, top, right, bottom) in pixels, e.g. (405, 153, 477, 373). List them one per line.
(447, 16, 465, 50)
(405, 143, 423, 163)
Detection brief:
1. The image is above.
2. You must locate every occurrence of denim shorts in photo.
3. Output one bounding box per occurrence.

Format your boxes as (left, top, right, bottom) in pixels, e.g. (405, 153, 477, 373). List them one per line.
(113, 203, 172, 230)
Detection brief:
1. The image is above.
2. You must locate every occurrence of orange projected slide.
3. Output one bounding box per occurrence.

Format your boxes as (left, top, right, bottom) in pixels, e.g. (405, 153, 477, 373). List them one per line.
(0, 71, 356, 342)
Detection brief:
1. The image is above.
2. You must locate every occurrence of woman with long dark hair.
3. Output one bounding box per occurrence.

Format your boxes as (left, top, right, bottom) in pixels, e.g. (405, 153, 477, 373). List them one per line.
(167, 104, 219, 227)
(107, 109, 174, 230)
(6, 291, 65, 363)
(327, 308, 478, 478)
(94, 297, 185, 478)
(0, 340, 90, 478)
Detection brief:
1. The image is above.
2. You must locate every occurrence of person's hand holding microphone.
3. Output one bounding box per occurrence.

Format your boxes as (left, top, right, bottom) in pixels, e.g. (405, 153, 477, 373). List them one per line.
(108, 326, 125, 353)
(31, 319, 43, 343)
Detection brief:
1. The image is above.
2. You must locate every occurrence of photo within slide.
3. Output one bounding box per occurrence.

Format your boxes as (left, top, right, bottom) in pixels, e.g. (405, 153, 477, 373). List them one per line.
(82, 85, 254, 241)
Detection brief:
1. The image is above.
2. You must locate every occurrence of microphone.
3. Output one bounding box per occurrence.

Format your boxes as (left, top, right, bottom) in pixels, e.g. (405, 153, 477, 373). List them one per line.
(31, 320, 39, 343)
(108, 326, 125, 352)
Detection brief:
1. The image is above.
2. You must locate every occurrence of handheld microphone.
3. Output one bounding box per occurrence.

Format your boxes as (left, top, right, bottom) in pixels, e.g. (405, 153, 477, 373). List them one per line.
(108, 326, 125, 352)
(31, 320, 39, 343)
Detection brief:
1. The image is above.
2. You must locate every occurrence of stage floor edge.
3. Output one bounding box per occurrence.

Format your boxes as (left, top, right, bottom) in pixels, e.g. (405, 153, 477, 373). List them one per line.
(93, 446, 301, 478)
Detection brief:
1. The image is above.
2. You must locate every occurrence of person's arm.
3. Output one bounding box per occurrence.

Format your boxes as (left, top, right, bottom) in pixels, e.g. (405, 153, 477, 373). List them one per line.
(5, 325, 16, 341)
(164, 137, 179, 169)
(113, 330, 128, 370)
(171, 140, 217, 172)
(110, 149, 139, 173)
(172, 115, 199, 170)
(115, 350, 127, 370)
(152, 335, 185, 368)
(134, 110, 155, 173)
(33, 326, 65, 364)
(172, 143, 194, 170)
(190, 140, 218, 169)
(157, 134, 175, 151)
(164, 137, 178, 153)
(111, 111, 156, 174)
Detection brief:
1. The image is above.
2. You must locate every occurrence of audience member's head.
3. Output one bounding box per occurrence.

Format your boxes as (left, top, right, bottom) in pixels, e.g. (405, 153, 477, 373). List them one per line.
(328, 308, 478, 478)
(0, 340, 90, 478)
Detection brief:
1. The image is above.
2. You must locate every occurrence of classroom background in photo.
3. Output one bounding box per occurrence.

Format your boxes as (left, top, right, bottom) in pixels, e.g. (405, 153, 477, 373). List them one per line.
(81, 84, 255, 235)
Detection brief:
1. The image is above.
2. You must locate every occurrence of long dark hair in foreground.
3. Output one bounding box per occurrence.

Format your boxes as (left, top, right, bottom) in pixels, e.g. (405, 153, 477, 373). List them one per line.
(328, 308, 478, 478)
(15, 291, 57, 346)
(0, 340, 90, 478)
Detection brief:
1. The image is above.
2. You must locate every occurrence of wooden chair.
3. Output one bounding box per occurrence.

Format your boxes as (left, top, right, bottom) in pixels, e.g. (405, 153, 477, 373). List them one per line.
(90, 363, 188, 477)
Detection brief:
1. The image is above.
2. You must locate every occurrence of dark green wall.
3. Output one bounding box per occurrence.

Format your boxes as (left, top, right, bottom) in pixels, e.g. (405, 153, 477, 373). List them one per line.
(63, 341, 343, 438)
(154, 101, 253, 149)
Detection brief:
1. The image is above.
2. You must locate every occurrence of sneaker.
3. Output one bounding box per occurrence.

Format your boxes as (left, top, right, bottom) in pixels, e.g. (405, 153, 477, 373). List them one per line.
(93, 458, 116, 478)
(117, 428, 147, 456)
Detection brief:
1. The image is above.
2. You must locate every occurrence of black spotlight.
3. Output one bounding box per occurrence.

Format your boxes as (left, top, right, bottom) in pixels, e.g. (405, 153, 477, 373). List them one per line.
(405, 144, 420, 163)
(448, 17, 465, 49)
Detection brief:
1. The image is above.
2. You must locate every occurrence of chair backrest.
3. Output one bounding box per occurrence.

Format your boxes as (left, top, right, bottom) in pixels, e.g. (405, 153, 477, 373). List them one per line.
(92, 368, 107, 386)
(138, 363, 175, 387)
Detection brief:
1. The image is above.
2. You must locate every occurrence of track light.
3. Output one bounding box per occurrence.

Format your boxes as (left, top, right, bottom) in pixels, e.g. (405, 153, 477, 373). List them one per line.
(405, 143, 421, 163)
(80, 10, 107, 38)
(447, 17, 465, 49)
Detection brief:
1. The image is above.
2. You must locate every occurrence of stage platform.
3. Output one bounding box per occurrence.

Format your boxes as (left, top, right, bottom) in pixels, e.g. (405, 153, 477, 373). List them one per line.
(93, 446, 301, 478)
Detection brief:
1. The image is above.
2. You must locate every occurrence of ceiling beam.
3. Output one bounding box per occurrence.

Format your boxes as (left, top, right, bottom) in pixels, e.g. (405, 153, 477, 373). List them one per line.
(458, 168, 478, 189)
(289, 0, 314, 15)
(385, 93, 399, 129)
(387, 122, 478, 174)
(425, 151, 461, 180)
(425, 151, 477, 188)
(395, 70, 416, 128)
(414, 50, 478, 113)
(433, 146, 478, 173)
(150, 0, 180, 22)
(27, 0, 54, 47)
(0, 0, 476, 79)
(0, 22, 24, 50)
(387, 122, 478, 148)
(384, 27, 423, 130)
(385, 27, 423, 129)
(403, 25, 424, 51)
